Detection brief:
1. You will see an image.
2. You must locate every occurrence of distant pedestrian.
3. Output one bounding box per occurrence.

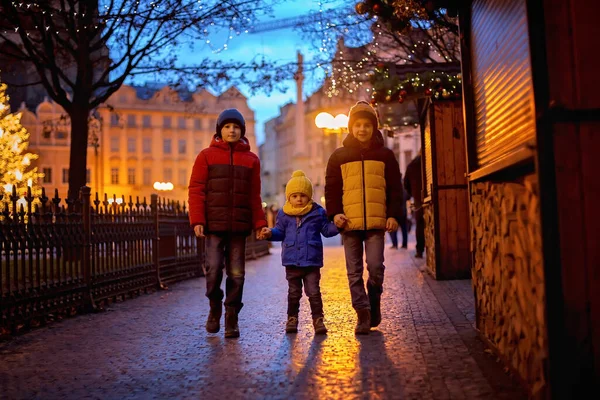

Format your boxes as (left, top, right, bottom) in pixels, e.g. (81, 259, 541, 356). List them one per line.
(264, 170, 339, 335)
(325, 100, 404, 335)
(188, 108, 269, 338)
(404, 151, 424, 258)
(388, 186, 409, 249)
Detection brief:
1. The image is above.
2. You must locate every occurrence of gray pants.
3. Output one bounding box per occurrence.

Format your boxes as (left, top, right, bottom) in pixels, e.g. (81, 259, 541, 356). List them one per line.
(342, 230, 385, 310)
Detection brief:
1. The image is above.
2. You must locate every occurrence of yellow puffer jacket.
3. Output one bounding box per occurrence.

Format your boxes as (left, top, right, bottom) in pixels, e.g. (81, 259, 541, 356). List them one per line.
(325, 130, 404, 231)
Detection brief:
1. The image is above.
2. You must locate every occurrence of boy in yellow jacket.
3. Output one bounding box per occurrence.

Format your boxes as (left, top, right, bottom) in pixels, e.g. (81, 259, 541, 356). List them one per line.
(325, 101, 404, 334)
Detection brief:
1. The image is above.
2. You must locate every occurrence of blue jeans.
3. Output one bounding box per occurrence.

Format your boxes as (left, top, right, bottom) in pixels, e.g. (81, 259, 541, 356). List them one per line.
(342, 230, 385, 310)
(204, 234, 246, 312)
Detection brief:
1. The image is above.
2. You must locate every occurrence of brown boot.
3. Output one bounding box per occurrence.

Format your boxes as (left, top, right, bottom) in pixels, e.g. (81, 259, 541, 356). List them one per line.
(285, 316, 299, 333)
(355, 308, 371, 335)
(313, 317, 328, 335)
(206, 300, 222, 333)
(224, 306, 240, 338)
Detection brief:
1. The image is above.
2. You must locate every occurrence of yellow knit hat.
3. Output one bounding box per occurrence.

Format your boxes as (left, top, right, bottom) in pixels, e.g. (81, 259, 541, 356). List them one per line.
(285, 170, 313, 200)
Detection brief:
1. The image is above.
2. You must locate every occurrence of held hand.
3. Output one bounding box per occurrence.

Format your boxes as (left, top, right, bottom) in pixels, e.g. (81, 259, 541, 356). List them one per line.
(194, 225, 205, 238)
(262, 228, 272, 239)
(386, 217, 399, 233)
(334, 214, 348, 229)
(256, 227, 270, 240)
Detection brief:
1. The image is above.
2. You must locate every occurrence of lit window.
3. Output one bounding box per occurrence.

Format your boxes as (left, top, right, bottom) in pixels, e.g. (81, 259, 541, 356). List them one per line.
(111, 168, 119, 184)
(110, 137, 119, 152)
(128, 168, 136, 185)
(42, 167, 52, 184)
(164, 168, 172, 181)
(127, 138, 136, 153)
(178, 117, 186, 129)
(163, 139, 172, 154)
(143, 168, 151, 186)
(127, 114, 136, 127)
(143, 137, 151, 153)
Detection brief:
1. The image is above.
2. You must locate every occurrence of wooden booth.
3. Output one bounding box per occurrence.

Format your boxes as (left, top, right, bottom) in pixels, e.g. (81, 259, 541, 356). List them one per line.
(420, 99, 470, 280)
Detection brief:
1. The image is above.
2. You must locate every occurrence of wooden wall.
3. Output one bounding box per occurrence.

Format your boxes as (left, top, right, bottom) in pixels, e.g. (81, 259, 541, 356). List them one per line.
(470, 174, 547, 397)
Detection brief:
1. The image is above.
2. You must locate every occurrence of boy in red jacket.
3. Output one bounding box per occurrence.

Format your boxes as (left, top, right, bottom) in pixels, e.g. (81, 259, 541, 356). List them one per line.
(188, 108, 269, 338)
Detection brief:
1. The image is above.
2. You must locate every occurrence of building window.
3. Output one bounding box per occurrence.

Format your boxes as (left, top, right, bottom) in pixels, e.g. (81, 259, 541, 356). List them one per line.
(62, 168, 69, 184)
(110, 137, 119, 152)
(42, 167, 52, 184)
(194, 139, 203, 153)
(178, 139, 186, 155)
(127, 137, 136, 153)
(127, 114, 136, 128)
(55, 130, 67, 139)
(143, 168, 151, 186)
(142, 115, 151, 128)
(128, 168, 136, 185)
(194, 118, 202, 130)
(178, 168, 187, 186)
(163, 116, 172, 128)
(143, 137, 151, 154)
(86, 169, 91, 184)
(164, 168, 172, 182)
(178, 116, 186, 129)
(111, 168, 119, 184)
(163, 139, 172, 154)
(110, 113, 119, 127)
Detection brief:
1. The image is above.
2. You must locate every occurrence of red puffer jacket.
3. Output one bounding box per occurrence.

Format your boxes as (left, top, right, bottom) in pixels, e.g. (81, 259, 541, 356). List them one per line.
(188, 136, 266, 234)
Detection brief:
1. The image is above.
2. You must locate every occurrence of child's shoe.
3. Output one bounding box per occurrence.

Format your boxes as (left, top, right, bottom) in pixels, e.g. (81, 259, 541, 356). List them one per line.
(285, 316, 299, 333)
(313, 317, 327, 335)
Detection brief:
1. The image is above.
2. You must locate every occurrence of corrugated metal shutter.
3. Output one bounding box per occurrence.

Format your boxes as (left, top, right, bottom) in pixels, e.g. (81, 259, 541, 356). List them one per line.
(471, 0, 536, 168)
(424, 115, 433, 198)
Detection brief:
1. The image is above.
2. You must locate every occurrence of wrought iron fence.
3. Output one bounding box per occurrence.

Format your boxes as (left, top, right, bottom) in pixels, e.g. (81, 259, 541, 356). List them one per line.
(0, 185, 269, 334)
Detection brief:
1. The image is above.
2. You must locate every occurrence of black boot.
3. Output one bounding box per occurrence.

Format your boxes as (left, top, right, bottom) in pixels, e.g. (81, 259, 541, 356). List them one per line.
(206, 300, 222, 333)
(224, 306, 240, 338)
(368, 290, 382, 328)
(355, 309, 371, 335)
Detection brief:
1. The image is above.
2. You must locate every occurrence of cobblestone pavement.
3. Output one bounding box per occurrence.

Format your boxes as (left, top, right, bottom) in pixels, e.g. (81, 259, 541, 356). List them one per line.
(0, 236, 527, 400)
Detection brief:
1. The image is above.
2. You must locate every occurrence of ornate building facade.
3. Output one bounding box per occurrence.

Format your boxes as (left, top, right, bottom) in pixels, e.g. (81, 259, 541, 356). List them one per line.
(18, 84, 256, 205)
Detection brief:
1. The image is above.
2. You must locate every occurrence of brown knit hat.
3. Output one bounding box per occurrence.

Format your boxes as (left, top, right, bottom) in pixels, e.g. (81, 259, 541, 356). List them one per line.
(347, 101, 379, 131)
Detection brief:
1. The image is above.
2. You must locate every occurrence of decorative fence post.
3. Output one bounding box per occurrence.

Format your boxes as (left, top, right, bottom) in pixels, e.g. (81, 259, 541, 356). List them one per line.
(151, 194, 166, 290)
(80, 186, 96, 311)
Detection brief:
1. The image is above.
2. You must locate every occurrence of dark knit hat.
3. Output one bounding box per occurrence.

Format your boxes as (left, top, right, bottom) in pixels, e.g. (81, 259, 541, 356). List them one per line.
(347, 101, 379, 131)
(216, 108, 246, 137)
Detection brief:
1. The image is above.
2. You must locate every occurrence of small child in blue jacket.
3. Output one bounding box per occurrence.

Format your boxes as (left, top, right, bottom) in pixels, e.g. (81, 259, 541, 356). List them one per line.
(263, 170, 339, 334)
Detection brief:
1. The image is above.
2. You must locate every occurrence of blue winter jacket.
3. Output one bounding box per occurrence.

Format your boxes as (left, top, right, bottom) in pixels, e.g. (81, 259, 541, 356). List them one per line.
(269, 203, 339, 267)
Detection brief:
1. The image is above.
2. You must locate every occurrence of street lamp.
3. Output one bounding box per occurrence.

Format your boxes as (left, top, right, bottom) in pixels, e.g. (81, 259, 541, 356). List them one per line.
(315, 112, 349, 135)
(153, 181, 174, 191)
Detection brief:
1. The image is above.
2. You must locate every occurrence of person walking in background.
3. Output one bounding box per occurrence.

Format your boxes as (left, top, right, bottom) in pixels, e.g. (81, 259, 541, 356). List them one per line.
(188, 108, 269, 338)
(404, 151, 425, 258)
(325, 100, 404, 335)
(263, 170, 339, 335)
(388, 186, 409, 249)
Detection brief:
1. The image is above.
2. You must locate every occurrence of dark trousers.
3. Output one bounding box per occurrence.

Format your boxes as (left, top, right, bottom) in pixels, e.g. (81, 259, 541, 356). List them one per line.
(285, 266, 323, 318)
(388, 217, 408, 248)
(205, 233, 246, 312)
(415, 208, 425, 254)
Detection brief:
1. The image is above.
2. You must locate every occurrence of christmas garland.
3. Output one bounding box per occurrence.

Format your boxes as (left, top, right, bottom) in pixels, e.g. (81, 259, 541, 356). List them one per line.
(369, 67, 462, 104)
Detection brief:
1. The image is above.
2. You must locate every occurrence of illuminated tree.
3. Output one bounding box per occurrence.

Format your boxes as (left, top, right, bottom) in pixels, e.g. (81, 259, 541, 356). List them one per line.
(0, 81, 43, 207)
